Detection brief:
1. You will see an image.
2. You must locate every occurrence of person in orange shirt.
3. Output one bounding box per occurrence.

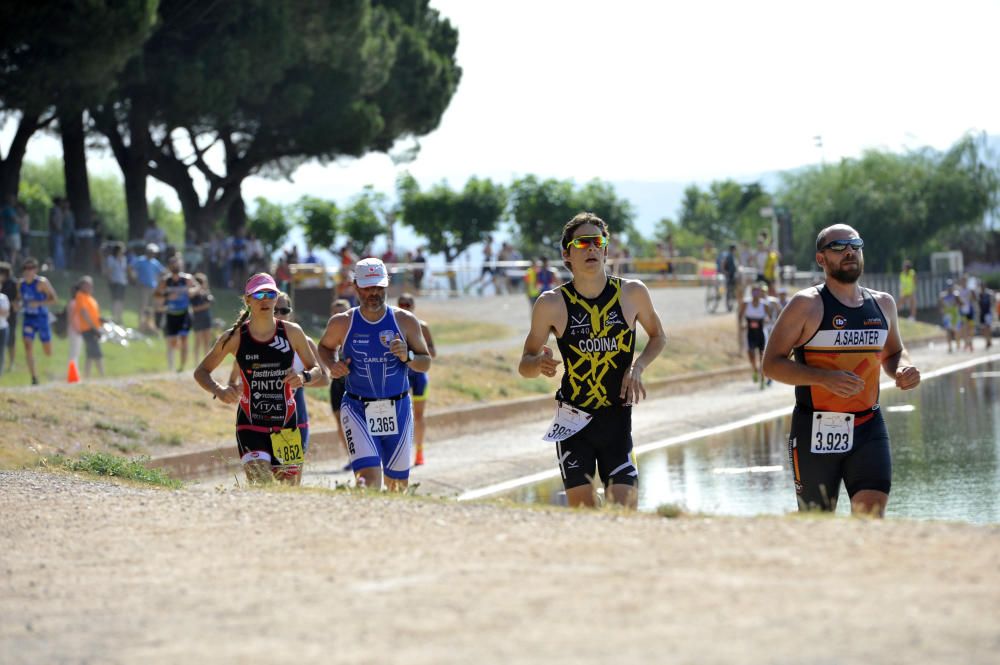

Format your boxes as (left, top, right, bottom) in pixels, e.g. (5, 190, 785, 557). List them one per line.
(74, 276, 104, 378)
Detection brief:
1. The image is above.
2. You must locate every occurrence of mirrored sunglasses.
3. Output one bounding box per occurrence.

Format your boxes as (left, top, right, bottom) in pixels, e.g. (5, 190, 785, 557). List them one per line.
(567, 235, 609, 250)
(250, 290, 278, 300)
(819, 238, 864, 252)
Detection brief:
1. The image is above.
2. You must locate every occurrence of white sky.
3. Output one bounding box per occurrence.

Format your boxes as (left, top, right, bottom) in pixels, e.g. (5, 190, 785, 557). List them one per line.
(3, 0, 998, 243)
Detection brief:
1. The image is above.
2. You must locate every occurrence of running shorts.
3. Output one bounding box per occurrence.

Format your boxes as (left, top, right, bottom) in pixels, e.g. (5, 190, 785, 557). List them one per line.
(555, 405, 637, 491)
(408, 369, 429, 401)
(22, 312, 51, 343)
(236, 413, 300, 469)
(339, 392, 413, 480)
(787, 406, 891, 511)
(329, 377, 346, 413)
(746, 320, 766, 352)
(164, 311, 191, 337)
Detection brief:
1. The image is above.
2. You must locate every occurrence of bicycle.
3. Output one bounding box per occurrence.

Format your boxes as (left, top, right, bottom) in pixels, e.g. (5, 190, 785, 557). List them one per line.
(705, 274, 724, 313)
(705, 274, 738, 313)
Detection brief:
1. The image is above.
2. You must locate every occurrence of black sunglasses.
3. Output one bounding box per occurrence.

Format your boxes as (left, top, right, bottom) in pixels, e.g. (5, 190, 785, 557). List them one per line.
(274, 307, 292, 315)
(819, 238, 864, 252)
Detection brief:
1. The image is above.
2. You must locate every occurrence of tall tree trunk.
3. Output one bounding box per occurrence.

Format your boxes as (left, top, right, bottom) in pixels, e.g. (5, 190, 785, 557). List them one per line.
(226, 194, 246, 235)
(0, 111, 41, 199)
(59, 108, 95, 271)
(124, 97, 150, 241)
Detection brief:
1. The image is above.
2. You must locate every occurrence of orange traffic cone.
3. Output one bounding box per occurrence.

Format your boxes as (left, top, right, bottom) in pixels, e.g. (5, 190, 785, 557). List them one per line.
(67, 359, 80, 384)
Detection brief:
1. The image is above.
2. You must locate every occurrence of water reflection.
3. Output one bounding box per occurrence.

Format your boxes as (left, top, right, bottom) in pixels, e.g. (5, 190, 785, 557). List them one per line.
(505, 361, 1000, 524)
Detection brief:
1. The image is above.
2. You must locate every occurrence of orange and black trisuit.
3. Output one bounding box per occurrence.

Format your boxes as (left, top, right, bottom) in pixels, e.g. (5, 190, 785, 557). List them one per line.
(788, 285, 892, 511)
(553, 276, 638, 490)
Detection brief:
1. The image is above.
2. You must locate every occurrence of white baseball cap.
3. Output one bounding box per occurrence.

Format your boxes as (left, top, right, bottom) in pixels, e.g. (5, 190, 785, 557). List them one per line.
(355, 257, 389, 288)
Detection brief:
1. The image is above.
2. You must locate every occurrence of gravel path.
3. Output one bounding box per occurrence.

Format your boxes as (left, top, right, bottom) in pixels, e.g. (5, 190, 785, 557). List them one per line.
(1, 470, 997, 665)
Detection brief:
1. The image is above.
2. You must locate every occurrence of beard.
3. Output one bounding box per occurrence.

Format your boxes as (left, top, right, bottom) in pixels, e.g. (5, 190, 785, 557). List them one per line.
(829, 259, 863, 283)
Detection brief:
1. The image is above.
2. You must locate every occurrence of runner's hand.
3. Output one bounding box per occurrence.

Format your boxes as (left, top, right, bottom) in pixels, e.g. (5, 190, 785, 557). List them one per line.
(895, 365, 920, 390)
(620, 362, 647, 405)
(282, 367, 303, 389)
(216, 383, 240, 405)
(822, 370, 865, 398)
(537, 345, 558, 377)
(390, 334, 408, 362)
(329, 357, 351, 379)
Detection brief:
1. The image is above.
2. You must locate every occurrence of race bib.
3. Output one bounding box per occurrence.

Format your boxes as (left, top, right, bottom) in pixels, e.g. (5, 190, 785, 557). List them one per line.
(810, 412, 854, 454)
(543, 402, 593, 442)
(365, 399, 398, 436)
(269, 428, 304, 465)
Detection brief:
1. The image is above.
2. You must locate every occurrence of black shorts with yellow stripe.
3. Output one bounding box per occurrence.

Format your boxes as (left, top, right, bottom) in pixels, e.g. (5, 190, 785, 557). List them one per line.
(787, 406, 891, 512)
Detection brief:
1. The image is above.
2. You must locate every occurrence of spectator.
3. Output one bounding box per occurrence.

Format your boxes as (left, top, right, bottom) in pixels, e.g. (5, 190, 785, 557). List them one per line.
(0, 262, 18, 372)
(74, 276, 105, 378)
(48, 198, 65, 269)
(190, 272, 215, 362)
(228, 227, 249, 289)
(129, 243, 165, 334)
(899, 259, 917, 320)
(143, 218, 167, 249)
(2, 194, 21, 265)
(66, 282, 83, 367)
(412, 246, 427, 292)
(61, 198, 75, 268)
(104, 242, 128, 323)
(534, 256, 558, 296)
(0, 281, 8, 376)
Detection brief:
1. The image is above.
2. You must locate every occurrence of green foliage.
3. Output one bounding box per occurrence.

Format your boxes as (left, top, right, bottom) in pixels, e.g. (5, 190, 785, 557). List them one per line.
(341, 189, 386, 254)
(778, 134, 1000, 271)
(678, 180, 773, 246)
(508, 176, 636, 256)
(248, 197, 291, 255)
(148, 197, 184, 245)
(15, 158, 181, 244)
(654, 218, 713, 258)
(296, 196, 339, 251)
(53, 452, 182, 489)
(0, 1, 157, 111)
(398, 173, 507, 262)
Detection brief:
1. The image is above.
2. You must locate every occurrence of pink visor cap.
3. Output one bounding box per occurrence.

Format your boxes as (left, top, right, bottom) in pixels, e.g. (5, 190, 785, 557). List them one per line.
(245, 273, 279, 295)
(355, 258, 389, 288)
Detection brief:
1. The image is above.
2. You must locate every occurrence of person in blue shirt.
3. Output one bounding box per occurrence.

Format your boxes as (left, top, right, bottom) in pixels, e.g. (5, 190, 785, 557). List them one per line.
(18, 258, 59, 385)
(317, 258, 433, 491)
(154, 254, 197, 371)
(129, 243, 165, 334)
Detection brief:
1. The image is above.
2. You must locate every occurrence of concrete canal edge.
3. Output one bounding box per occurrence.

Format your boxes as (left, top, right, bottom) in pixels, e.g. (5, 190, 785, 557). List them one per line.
(149, 364, 753, 480)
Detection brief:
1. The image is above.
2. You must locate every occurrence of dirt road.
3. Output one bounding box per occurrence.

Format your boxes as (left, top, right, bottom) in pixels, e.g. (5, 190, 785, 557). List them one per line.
(2, 470, 997, 665)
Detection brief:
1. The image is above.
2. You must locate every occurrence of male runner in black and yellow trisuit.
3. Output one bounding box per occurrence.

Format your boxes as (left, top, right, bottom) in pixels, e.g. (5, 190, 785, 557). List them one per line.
(519, 212, 667, 508)
(763, 224, 921, 516)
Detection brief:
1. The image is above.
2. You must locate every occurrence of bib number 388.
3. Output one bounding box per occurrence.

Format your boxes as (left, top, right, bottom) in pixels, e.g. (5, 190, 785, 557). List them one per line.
(810, 411, 855, 454)
(365, 399, 399, 436)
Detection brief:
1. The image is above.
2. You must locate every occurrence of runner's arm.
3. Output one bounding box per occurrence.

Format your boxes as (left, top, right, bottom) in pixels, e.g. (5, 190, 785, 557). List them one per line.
(317, 313, 350, 378)
(762, 293, 866, 398)
(283, 322, 321, 389)
(519, 291, 560, 378)
(876, 292, 920, 390)
(621, 281, 666, 404)
(420, 321, 437, 359)
(391, 310, 431, 373)
(194, 331, 241, 403)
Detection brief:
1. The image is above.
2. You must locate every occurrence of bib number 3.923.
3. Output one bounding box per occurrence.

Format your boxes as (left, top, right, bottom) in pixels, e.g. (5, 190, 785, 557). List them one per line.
(810, 411, 855, 454)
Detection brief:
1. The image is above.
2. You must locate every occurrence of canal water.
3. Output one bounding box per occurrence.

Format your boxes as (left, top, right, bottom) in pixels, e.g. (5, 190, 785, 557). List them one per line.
(505, 360, 1000, 524)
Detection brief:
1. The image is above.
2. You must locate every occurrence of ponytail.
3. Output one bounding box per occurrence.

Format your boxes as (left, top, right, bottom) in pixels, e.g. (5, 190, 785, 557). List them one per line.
(224, 305, 250, 343)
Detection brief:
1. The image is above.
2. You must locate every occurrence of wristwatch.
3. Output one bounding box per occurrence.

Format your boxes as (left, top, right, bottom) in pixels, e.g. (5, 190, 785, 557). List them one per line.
(302, 369, 313, 384)
(402, 349, 414, 364)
